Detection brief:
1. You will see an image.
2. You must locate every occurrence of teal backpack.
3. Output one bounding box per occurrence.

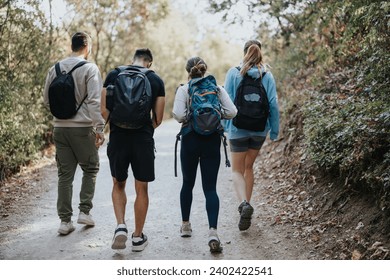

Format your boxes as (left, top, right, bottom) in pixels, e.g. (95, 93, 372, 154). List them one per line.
(188, 75, 222, 135)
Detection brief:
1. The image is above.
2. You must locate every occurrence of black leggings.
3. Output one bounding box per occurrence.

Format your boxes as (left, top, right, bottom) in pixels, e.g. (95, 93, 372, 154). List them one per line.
(180, 131, 221, 229)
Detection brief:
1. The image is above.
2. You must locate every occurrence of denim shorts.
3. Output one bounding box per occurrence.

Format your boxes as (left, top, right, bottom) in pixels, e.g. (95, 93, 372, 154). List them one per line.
(229, 136, 266, 152)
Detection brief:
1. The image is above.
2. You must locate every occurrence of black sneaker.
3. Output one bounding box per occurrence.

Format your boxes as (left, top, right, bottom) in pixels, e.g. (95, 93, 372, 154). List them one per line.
(132, 233, 148, 252)
(238, 202, 254, 231)
(238, 201, 247, 215)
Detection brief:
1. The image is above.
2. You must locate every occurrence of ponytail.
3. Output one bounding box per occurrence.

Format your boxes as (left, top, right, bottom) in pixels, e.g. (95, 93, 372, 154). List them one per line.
(240, 44, 263, 76)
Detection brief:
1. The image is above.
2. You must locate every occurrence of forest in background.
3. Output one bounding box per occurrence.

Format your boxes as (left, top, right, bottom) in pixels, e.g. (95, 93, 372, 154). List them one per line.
(0, 0, 389, 215)
(0, 0, 243, 179)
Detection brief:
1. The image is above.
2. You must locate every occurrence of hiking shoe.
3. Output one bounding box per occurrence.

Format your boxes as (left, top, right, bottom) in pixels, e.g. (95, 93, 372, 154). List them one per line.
(239, 202, 254, 231)
(238, 201, 247, 215)
(180, 222, 192, 237)
(58, 221, 75, 235)
(77, 212, 95, 226)
(132, 233, 148, 252)
(111, 224, 128, 250)
(208, 228, 223, 253)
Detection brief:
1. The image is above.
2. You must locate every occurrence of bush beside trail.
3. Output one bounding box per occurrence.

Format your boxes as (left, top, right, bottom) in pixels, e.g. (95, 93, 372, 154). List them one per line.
(263, 0, 390, 211)
(0, 2, 52, 181)
(301, 1, 390, 211)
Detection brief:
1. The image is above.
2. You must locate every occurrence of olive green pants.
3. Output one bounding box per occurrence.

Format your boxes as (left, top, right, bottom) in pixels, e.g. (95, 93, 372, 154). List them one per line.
(53, 127, 99, 222)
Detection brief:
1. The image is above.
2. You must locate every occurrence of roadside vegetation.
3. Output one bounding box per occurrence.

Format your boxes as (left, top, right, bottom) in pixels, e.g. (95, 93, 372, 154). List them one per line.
(209, 0, 389, 211)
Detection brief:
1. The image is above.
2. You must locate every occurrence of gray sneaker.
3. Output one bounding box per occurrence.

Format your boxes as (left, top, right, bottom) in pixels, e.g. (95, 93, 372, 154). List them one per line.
(180, 222, 192, 237)
(58, 221, 75, 235)
(238, 202, 254, 231)
(208, 228, 223, 253)
(77, 212, 95, 226)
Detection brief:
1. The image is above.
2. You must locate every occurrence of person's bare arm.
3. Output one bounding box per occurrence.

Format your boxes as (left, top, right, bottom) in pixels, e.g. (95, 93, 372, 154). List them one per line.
(101, 87, 110, 122)
(152, 96, 165, 128)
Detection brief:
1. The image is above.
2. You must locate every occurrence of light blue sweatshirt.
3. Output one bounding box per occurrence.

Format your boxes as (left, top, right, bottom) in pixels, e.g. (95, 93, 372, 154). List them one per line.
(223, 65, 279, 140)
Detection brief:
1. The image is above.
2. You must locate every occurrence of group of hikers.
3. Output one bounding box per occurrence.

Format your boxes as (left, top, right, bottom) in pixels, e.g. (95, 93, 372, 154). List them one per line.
(43, 31, 279, 254)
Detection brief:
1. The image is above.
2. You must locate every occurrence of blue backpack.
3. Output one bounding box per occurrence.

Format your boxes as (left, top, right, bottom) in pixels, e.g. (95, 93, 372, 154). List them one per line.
(188, 75, 222, 135)
(174, 75, 230, 177)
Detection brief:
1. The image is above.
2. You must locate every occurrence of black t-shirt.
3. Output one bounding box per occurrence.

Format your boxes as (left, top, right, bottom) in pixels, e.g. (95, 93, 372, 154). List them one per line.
(103, 65, 165, 134)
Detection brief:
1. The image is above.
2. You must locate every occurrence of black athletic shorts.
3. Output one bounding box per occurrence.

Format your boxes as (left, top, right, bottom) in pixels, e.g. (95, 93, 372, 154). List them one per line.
(107, 126, 155, 182)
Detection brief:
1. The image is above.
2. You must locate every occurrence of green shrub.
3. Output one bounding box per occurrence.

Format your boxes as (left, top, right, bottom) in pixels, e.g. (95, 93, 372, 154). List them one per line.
(303, 1, 390, 208)
(0, 1, 52, 180)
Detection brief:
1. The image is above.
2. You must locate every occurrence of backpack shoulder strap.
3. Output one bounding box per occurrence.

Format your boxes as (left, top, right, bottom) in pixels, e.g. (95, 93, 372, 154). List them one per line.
(260, 71, 267, 83)
(174, 131, 182, 177)
(116, 65, 130, 73)
(138, 67, 154, 76)
(118, 65, 154, 74)
(221, 133, 231, 168)
(175, 84, 184, 95)
(205, 74, 217, 85)
(236, 66, 266, 78)
(68, 61, 89, 74)
(54, 63, 61, 76)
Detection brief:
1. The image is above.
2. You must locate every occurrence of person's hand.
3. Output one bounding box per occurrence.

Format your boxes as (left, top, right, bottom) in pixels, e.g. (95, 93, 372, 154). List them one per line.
(95, 132, 105, 148)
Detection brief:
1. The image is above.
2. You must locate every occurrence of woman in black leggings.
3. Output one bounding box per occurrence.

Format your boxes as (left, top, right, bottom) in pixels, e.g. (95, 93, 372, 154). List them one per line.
(172, 57, 237, 253)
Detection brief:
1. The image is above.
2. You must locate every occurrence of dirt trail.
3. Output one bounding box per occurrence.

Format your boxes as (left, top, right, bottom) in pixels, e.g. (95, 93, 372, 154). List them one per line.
(0, 119, 310, 260)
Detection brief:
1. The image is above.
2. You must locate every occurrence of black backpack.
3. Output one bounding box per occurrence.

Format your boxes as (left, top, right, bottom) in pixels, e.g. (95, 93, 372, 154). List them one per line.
(233, 67, 269, 131)
(107, 66, 153, 129)
(48, 61, 89, 119)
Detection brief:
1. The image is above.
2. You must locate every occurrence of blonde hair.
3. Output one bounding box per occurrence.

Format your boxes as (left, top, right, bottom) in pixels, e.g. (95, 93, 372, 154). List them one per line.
(240, 44, 263, 76)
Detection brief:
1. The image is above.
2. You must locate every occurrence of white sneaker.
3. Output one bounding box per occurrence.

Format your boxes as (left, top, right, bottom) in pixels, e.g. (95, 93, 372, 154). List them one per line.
(208, 228, 223, 253)
(77, 212, 95, 226)
(111, 224, 128, 250)
(180, 222, 192, 237)
(58, 221, 75, 235)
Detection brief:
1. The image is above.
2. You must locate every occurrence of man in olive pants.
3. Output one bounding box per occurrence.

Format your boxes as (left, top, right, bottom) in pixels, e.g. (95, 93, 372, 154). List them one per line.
(43, 32, 105, 235)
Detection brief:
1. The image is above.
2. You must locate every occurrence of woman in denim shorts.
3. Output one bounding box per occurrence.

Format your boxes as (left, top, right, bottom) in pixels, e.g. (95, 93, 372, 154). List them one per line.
(223, 40, 280, 231)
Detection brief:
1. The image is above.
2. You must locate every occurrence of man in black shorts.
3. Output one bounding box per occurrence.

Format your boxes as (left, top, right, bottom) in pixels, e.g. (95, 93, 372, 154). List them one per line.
(101, 48, 165, 251)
